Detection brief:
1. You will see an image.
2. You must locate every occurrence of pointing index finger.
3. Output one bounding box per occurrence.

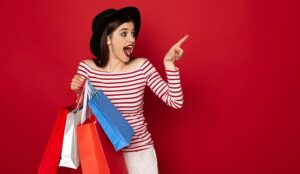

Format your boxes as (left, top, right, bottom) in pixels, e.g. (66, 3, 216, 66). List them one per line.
(174, 34, 189, 47)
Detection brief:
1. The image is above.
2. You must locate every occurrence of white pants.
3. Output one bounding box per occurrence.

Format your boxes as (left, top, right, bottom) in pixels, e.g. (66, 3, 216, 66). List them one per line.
(123, 146, 158, 174)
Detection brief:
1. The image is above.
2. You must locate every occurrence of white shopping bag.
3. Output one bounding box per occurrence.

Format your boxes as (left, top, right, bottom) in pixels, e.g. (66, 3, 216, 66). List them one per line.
(59, 84, 91, 169)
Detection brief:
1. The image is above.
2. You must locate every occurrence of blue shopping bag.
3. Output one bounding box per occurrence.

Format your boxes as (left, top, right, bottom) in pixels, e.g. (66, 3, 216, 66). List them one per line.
(86, 79, 134, 151)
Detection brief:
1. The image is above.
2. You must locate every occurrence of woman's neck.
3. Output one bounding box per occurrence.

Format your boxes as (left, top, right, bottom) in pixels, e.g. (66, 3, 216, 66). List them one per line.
(104, 58, 128, 73)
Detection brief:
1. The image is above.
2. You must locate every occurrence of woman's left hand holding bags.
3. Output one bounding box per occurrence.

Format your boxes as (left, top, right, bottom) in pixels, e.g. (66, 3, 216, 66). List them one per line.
(70, 74, 85, 94)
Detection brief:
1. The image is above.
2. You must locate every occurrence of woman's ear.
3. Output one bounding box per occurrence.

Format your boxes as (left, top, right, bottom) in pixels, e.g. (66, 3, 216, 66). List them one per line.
(107, 36, 112, 46)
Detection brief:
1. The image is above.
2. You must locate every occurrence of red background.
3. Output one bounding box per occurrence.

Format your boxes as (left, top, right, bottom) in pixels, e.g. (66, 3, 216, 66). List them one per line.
(1, 0, 300, 173)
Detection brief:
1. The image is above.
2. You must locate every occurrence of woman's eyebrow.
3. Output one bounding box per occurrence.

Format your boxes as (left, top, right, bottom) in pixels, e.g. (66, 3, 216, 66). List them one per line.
(119, 28, 135, 32)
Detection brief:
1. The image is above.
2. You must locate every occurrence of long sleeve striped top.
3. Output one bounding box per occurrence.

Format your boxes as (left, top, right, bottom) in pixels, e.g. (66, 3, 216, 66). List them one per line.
(77, 59, 184, 152)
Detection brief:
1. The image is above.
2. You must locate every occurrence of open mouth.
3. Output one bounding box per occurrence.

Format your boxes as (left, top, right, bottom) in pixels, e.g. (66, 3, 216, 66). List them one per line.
(123, 44, 134, 57)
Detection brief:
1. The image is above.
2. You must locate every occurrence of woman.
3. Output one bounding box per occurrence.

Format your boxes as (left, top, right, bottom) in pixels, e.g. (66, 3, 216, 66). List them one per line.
(70, 6, 188, 174)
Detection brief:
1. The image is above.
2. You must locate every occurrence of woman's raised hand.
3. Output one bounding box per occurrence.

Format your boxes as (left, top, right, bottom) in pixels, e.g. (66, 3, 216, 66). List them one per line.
(164, 35, 189, 69)
(70, 74, 85, 93)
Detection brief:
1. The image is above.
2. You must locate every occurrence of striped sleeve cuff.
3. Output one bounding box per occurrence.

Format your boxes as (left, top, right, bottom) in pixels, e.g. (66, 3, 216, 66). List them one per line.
(166, 68, 180, 82)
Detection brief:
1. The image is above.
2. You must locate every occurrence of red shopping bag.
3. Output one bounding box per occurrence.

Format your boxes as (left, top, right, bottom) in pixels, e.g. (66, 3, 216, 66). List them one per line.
(38, 104, 82, 174)
(77, 116, 128, 174)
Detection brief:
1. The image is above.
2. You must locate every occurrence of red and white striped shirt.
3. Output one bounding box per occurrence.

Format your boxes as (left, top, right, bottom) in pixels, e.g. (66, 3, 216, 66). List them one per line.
(77, 59, 183, 152)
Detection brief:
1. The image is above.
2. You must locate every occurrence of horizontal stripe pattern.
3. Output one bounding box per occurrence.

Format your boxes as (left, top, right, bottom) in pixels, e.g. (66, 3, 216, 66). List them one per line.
(77, 59, 183, 152)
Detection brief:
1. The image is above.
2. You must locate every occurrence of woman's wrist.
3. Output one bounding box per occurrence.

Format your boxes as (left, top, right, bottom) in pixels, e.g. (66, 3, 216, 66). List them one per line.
(164, 61, 177, 71)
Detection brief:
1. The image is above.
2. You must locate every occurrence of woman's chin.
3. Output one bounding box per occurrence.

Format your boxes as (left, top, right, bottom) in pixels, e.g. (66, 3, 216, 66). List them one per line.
(122, 55, 131, 62)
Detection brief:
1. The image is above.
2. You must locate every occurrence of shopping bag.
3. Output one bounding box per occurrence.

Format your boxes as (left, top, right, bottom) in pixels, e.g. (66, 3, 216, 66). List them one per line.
(85, 79, 134, 151)
(77, 116, 128, 174)
(38, 104, 76, 174)
(59, 83, 91, 169)
(58, 107, 82, 169)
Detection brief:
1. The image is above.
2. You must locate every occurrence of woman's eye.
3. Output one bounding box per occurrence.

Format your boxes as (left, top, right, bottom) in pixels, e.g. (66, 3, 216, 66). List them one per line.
(131, 32, 136, 38)
(121, 32, 127, 37)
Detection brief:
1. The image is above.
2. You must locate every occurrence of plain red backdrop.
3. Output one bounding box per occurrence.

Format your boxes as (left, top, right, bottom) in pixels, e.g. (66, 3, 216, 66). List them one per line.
(1, 0, 299, 173)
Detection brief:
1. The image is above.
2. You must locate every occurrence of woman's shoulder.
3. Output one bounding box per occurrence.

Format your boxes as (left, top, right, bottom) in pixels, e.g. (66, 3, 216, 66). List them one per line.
(81, 59, 94, 66)
(131, 57, 149, 69)
(80, 59, 103, 70)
